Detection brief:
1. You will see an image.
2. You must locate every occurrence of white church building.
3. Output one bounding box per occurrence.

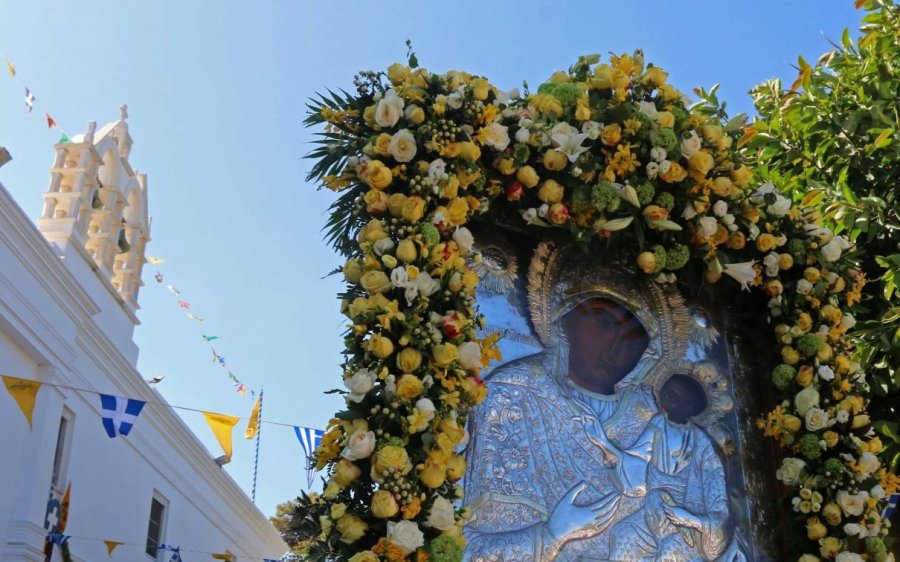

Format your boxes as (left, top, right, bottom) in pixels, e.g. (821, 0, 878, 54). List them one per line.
(0, 109, 288, 561)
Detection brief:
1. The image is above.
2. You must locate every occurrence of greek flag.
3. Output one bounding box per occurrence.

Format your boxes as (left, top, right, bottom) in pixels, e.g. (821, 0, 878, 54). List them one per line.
(99, 394, 146, 438)
(45, 533, 69, 545)
(883, 492, 900, 519)
(159, 544, 182, 562)
(294, 426, 324, 487)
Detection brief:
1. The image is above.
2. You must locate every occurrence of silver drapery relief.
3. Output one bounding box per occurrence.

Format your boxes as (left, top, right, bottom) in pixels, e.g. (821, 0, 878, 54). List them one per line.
(463, 240, 748, 561)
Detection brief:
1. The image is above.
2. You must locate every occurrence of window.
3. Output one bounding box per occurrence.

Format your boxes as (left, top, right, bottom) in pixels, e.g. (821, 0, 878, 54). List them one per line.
(145, 494, 167, 558)
(50, 409, 73, 493)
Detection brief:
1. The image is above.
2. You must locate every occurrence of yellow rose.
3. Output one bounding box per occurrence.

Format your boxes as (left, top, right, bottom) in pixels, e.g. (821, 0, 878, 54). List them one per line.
(402, 497, 422, 519)
(432, 343, 460, 367)
(851, 414, 870, 429)
(868, 436, 883, 453)
(374, 445, 412, 476)
(363, 105, 377, 127)
(543, 149, 568, 172)
(396, 374, 424, 400)
(530, 94, 563, 117)
(548, 203, 569, 225)
(364, 189, 389, 214)
(336, 514, 368, 543)
(344, 259, 364, 284)
(396, 239, 418, 263)
(358, 218, 388, 244)
(637, 251, 657, 274)
(816, 343, 832, 362)
(368, 334, 394, 359)
(796, 312, 813, 332)
(364, 160, 393, 190)
(822, 502, 842, 526)
(822, 431, 839, 448)
(756, 233, 779, 252)
(402, 196, 426, 223)
(538, 179, 565, 204)
(374, 133, 392, 156)
(659, 162, 687, 183)
(419, 457, 447, 489)
(711, 176, 734, 197)
(806, 516, 827, 540)
(796, 365, 814, 386)
(458, 142, 481, 163)
(349, 551, 380, 562)
(779, 253, 795, 270)
(819, 537, 841, 559)
(781, 346, 800, 365)
(493, 157, 516, 175)
(641, 66, 668, 87)
(331, 502, 347, 519)
(575, 98, 592, 121)
(516, 165, 540, 188)
(397, 347, 423, 373)
(408, 106, 425, 125)
(361, 270, 392, 294)
(600, 123, 622, 146)
(470, 78, 490, 101)
(447, 197, 469, 225)
(730, 165, 753, 189)
(726, 232, 746, 250)
(447, 454, 467, 482)
(548, 70, 569, 84)
(656, 111, 675, 128)
(371, 490, 399, 518)
(688, 151, 714, 176)
(387, 63, 410, 85)
(782, 415, 802, 433)
(332, 459, 362, 487)
(591, 65, 615, 89)
(387, 193, 407, 217)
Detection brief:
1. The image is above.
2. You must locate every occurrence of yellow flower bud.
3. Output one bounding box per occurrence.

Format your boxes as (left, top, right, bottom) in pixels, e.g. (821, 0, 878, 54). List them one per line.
(542, 150, 568, 172)
(538, 179, 565, 204)
(396, 239, 418, 263)
(516, 165, 540, 188)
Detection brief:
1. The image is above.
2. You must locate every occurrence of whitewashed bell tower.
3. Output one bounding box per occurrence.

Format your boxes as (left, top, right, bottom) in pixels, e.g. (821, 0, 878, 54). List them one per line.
(36, 105, 150, 325)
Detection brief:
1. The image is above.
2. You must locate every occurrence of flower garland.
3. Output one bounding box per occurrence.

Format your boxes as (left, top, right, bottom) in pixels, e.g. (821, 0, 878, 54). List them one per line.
(302, 52, 894, 561)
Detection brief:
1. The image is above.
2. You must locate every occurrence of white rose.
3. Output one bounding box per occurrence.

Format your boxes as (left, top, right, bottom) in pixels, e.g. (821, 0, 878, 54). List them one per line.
(344, 369, 376, 403)
(428, 159, 447, 182)
(458, 341, 482, 370)
(836, 409, 850, 424)
(582, 120, 602, 140)
(415, 398, 435, 421)
(857, 452, 880, 475)
(479, 122, 510, 151)
(796, 279, 813, 295)
(538, 204, 549, 218)
(681, 205, 698, 220)
(822, 236, 852, 263)
(650, 146, 667, 162)
(764, 252, 780, 270)
(747, 222, 760, 241)
(404, 104, 421, 121)
(551, 121, 578, 137)
(713, 200, 729, 217)
(658, 160, 672, 174)
(414, 272, 440, 297)
(836, 490, 868, 516)
(515, 127, 531, 143)
(389, 129, 417, 163)
(636, 100, 659, 120)
(818, 365, 835, 381)
(768, 194, 792, 217)
(452, 227, 474, 254)
(698, 216, 719, 238)
(841, 314, 856, 331)
(795, 386, 820, 417)
(804, 408, 831, 431)
(375, 90, 405, 128)
(776, 457, 806, 486)
(521, 207, 539, 224)
(391, 266, 410, 288)
(387, 520, 425, 554)
(447, 92, 463, 109)
(836, 550, 865, 561)
(646, 161, 659, 180)
(870, 484, 886, 500)
(373, 238, 396, 256)
(456, 427, 470, 451)
(341, 429, 376, 460)
(425, 496, 457, 531)
(680, 131, 702, 158)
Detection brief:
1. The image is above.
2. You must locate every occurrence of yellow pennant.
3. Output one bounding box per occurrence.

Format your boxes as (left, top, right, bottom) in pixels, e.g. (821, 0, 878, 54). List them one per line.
(58, 483, 71, 532)
(103, 540, 123, 556)
(202, 412, 239, 460)
(2, 375, 42, 429)
(6, 60, 15, 77)
(244, 396, 261, 440)
(212, 550, 235, 561)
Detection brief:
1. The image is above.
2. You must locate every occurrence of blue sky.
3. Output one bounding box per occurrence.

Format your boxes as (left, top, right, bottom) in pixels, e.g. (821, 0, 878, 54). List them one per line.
(0, 0, 861, 521)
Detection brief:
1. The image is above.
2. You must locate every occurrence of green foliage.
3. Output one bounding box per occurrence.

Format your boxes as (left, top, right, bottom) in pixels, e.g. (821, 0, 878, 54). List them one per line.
(746, 0, 900, 469)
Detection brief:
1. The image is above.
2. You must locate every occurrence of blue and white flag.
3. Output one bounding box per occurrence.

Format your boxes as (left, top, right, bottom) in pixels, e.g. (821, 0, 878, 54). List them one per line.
(45, 533, 69, 545)
(294, 426, 324, 487)
(159, 544, 182, 562)
(99, 394, 146, 438)
(883, 492, 900, 519)
(24, 88, 35, 112)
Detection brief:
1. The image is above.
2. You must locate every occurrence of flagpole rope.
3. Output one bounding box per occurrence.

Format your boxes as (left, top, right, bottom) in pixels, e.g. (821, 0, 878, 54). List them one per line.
(251, 389, 264, 503)
(49, 533, 288, 561)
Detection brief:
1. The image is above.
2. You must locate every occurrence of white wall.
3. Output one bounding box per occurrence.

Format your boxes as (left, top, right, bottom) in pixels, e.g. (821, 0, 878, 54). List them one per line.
(0, 177, 287, 561)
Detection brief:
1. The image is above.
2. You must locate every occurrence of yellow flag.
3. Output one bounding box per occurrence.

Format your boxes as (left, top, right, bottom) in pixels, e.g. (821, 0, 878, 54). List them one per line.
(212, 551, 235, 561)
(104, 540, 123, 556)
(202, 412, 239, 460)
(6, 60, 15, 77)
(58, 483, 71, 532)
(2, 375, 41, 429)
(244, 396, 261, 440)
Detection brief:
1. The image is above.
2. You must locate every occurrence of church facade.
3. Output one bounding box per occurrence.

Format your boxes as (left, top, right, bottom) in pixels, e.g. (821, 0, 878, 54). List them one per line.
(0, 110, 287, 561)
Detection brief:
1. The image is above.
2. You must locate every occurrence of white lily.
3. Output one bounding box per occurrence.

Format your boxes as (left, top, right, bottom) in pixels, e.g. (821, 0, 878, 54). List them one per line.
(723, 261, 757, 291)
(617, 183, 641, 208)
(551, 132, 590, 163)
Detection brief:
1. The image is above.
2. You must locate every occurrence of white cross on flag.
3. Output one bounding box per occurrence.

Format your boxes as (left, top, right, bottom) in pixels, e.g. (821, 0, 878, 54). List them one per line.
(99, 394, 146, 438)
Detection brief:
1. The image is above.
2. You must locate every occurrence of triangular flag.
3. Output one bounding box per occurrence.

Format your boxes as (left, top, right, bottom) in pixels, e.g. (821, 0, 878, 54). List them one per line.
(202, 412, 239, 460)
(58, 134, 70, 144)
(294, 426, 325, 487)
(46, 113, 57, 128)
(2, 375, 42, 429)
(202, 335, 219, 342)
(6, 60, 15, 77)
(24, 87, 35, 112)
(58, 483, 71, 532)
(244, 394, 261, 440)
(147, 256, 165, 265)
(104, 540, 123, 556)
(212, 550, 235, 561)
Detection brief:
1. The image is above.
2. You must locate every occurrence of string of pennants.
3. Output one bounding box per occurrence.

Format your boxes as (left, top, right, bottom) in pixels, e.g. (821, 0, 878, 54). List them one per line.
(2, 51, 73, 143)
(147, 256, 254, 399)
(1, 375, 323, 480)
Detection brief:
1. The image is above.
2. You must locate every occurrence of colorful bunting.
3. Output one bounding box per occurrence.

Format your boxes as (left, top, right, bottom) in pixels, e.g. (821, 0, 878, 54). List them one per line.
(24, 87, 35, 112)
(154, 272, 164, 283)
(177, 300, 190, 309)
(186, 313, 205, 322)
(294, 426, 324, 487)
(212, 550, 236, 561)
(202, 412, 239, 461)
(159, 544, 182, 562)
(2, 374, 42, 429)
(46, 113, 56, 128)
(58, 134, 70, 144)
(99, 394, 146, 438)
(6, 60, 15, 77)
(244, 395, 261, 440)
(147, 256, 166, 265)
(167, 285, 180, 295)
(103, 540, 123, 556)
(202, 335, 219, 342)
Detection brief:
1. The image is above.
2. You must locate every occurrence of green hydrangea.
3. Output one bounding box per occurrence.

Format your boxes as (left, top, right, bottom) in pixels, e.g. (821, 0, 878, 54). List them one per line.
(651, 244, 668, 273)
(665, 244, 690, 271)
(632, 111, 653, 131)
(654, 192, 675, 211)
(772, 364, 797, 391)
(798, 433, 822, 460)
(429, 535, 463, 562)
(822, 457, 846, 478)
(796, 333, 824, 357)
(592, 182, 621, 213)
(570, 184, 593, 214)
(866, 537, 888, 562)
(671, 106, 689, 128)
(420, 223, 440, 246)
(635, 182, 655, 206)
(652, 128, 678, 152)
(537, 82, 582, 106)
